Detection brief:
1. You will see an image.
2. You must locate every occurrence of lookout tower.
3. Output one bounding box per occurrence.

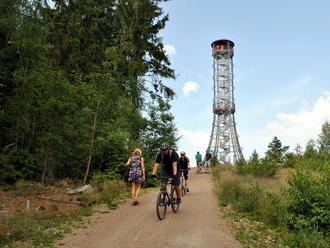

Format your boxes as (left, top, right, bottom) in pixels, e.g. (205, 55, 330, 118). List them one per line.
(207, 39, 245, 164)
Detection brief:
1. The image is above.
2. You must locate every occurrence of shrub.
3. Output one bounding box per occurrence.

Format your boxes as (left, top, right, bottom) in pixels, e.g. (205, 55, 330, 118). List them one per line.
(286, 168, 330, 232)
(235, 183, 264, 214)
(236, 159, 278, 177)
(91, 169, 121, 189)
(0, 149, 40, 185)
(217, 180, 242, 207)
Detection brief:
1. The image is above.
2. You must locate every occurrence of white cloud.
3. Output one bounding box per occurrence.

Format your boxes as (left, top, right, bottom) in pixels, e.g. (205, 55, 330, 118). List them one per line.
(164, 44, 176, 55)
(182, 81, 199, 97)
(265, 92, 330, 144)
(240, 92, 330, 157)
(177, 128, 210, 166)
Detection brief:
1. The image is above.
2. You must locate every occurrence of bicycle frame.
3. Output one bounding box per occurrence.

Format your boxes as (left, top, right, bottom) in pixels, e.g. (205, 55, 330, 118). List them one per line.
(156, 177, 180, 220)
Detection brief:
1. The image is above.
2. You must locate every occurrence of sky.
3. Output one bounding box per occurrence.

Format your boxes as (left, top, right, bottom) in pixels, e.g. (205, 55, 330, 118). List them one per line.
(157, 0, 330, 163)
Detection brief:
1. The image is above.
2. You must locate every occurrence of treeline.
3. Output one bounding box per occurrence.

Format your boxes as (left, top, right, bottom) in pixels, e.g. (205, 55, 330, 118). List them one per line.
(0, 0, 177, 185)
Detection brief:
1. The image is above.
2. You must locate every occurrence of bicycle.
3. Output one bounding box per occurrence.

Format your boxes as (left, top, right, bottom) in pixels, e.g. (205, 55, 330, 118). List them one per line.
(156, 176, 181, 220)
(180, 170, 188, 197)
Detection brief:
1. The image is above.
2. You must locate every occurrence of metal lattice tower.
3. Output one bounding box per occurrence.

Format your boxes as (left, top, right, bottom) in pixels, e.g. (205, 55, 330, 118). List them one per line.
(207, 39, 245, 164)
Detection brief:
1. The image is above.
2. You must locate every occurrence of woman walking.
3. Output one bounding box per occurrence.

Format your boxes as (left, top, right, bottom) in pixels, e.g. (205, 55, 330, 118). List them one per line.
(126, 148, 145, 206)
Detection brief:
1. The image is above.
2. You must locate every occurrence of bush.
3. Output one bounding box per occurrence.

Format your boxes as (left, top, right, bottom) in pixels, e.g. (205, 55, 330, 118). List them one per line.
(91, 169, 121, 188)
(286, 168, 330, 232)
(217, 180, 242, 207)
(0, 149, 40, 185)
(236, 159, 278, 177)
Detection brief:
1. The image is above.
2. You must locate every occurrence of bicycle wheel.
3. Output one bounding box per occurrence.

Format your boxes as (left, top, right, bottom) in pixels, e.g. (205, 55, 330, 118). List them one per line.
(156, 191, 167, 220)
(170, 186, 180, 213)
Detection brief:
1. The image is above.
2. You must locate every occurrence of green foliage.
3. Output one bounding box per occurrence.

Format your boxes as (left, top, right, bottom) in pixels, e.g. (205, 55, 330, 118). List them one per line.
(319, 121, 330, 153)
(249, 149, 260, 164)
(0, 149, 39, 185)
(0, 0, 178, 185)
(214, 156, 330, 247)
(91, 169, 122, 188)
(286, 168, 330, 232)
(236, 159, 278, 177)
(304, 139, 318, 158)
(265, 136, 289, 163)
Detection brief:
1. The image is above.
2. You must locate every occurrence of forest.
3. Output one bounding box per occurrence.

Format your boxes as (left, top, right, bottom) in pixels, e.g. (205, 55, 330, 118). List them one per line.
(0, 0, 178, 186)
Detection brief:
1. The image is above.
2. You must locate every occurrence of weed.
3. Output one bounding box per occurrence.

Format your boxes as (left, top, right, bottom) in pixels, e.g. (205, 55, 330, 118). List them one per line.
(0, 207, 92, 247)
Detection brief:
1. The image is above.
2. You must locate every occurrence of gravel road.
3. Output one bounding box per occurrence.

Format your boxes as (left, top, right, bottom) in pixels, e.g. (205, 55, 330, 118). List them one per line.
(57, 169, 242, 248)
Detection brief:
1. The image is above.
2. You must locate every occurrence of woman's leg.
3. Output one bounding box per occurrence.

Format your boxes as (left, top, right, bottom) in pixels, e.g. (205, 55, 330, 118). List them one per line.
(134, 183, 142, 200)
(131, 182, 136, 201)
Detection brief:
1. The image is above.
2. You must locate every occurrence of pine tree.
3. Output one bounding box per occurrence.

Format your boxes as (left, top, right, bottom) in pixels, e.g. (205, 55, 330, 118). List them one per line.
(319, 121, 330, 153)
(265, 136, 289, 163)
(249, 149, 260, 164)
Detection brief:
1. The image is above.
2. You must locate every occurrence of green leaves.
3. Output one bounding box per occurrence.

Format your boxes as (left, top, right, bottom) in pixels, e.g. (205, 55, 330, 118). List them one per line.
(0, 0, 177, 185)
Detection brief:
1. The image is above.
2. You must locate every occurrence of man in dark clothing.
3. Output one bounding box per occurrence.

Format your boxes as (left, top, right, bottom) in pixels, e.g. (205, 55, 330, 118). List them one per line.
(178, 151, 190, 192)
(152, 143, 181, 203)
(204, 151, 212, 173)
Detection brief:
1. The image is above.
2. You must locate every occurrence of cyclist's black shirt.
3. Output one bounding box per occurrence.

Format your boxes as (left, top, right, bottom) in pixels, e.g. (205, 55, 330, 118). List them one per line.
(178, 156, 189, 170)
(156, 150, 179, 174)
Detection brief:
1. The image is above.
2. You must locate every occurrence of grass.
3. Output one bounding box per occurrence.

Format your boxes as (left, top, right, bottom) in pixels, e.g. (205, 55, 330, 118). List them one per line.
(0, 207, 92, 248)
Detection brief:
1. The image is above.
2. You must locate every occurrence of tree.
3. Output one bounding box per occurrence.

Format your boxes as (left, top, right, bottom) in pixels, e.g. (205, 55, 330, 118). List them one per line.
(319, 121, 330, 153)
(0, 0, 178, 185)
(304, 139, 318, 158)
(249, 149, 260, 164)
(265, 136, 289, 163)
(141, 97, 178, 159)
(294, 143, 302, 155)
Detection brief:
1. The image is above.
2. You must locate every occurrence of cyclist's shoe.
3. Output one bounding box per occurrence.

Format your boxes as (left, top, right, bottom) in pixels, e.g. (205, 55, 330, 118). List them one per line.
(176, 198, 182, 204)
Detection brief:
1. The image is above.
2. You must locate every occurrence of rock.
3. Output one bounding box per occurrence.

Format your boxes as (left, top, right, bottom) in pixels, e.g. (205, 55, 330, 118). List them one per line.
(66, 184, 94, 194)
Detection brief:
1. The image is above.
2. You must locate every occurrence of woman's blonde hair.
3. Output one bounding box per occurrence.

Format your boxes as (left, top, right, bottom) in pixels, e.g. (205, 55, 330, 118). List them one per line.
(133, 148, 142, 156)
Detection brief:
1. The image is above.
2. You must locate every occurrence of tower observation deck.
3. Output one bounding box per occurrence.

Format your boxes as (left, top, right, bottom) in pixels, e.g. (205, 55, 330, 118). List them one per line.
(207, 39, 245, 164)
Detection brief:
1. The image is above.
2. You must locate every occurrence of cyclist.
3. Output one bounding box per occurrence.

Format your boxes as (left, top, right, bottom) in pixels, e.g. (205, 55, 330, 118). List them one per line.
(195, 151, 202, 173)
(152, 143, 181, 204)
(178, 151, 190, 192)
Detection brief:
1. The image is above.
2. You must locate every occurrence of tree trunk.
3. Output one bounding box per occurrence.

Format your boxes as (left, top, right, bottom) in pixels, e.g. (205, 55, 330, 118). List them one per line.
(83, 94, 101, 184)
(41, 154, 49, 184)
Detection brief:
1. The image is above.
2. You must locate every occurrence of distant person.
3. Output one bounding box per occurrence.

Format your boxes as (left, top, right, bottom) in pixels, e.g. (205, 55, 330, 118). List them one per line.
(195, 151, 202, 173)
(152, 143, 181, 204)
(204, 151, 212, 173)
(178, 151, 190, 192)
(126, 148, 145, 206)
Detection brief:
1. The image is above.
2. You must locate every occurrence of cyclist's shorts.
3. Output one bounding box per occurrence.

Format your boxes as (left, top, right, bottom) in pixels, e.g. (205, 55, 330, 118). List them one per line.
(182, 170, 188, 180)
(196, 161, 202, 166)
(161, 169, 180, 186)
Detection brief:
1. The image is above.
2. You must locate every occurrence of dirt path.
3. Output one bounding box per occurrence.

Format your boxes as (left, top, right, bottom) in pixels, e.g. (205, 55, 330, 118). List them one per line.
(57, 170, 242, 248)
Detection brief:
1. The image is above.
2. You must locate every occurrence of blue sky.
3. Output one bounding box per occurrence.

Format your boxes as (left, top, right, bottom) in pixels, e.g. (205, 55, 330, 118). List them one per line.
(158, 0, 330, 162)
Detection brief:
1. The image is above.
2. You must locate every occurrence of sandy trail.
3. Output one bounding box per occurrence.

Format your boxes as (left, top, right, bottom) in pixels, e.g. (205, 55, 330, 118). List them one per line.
(57, 170, 242, 248)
